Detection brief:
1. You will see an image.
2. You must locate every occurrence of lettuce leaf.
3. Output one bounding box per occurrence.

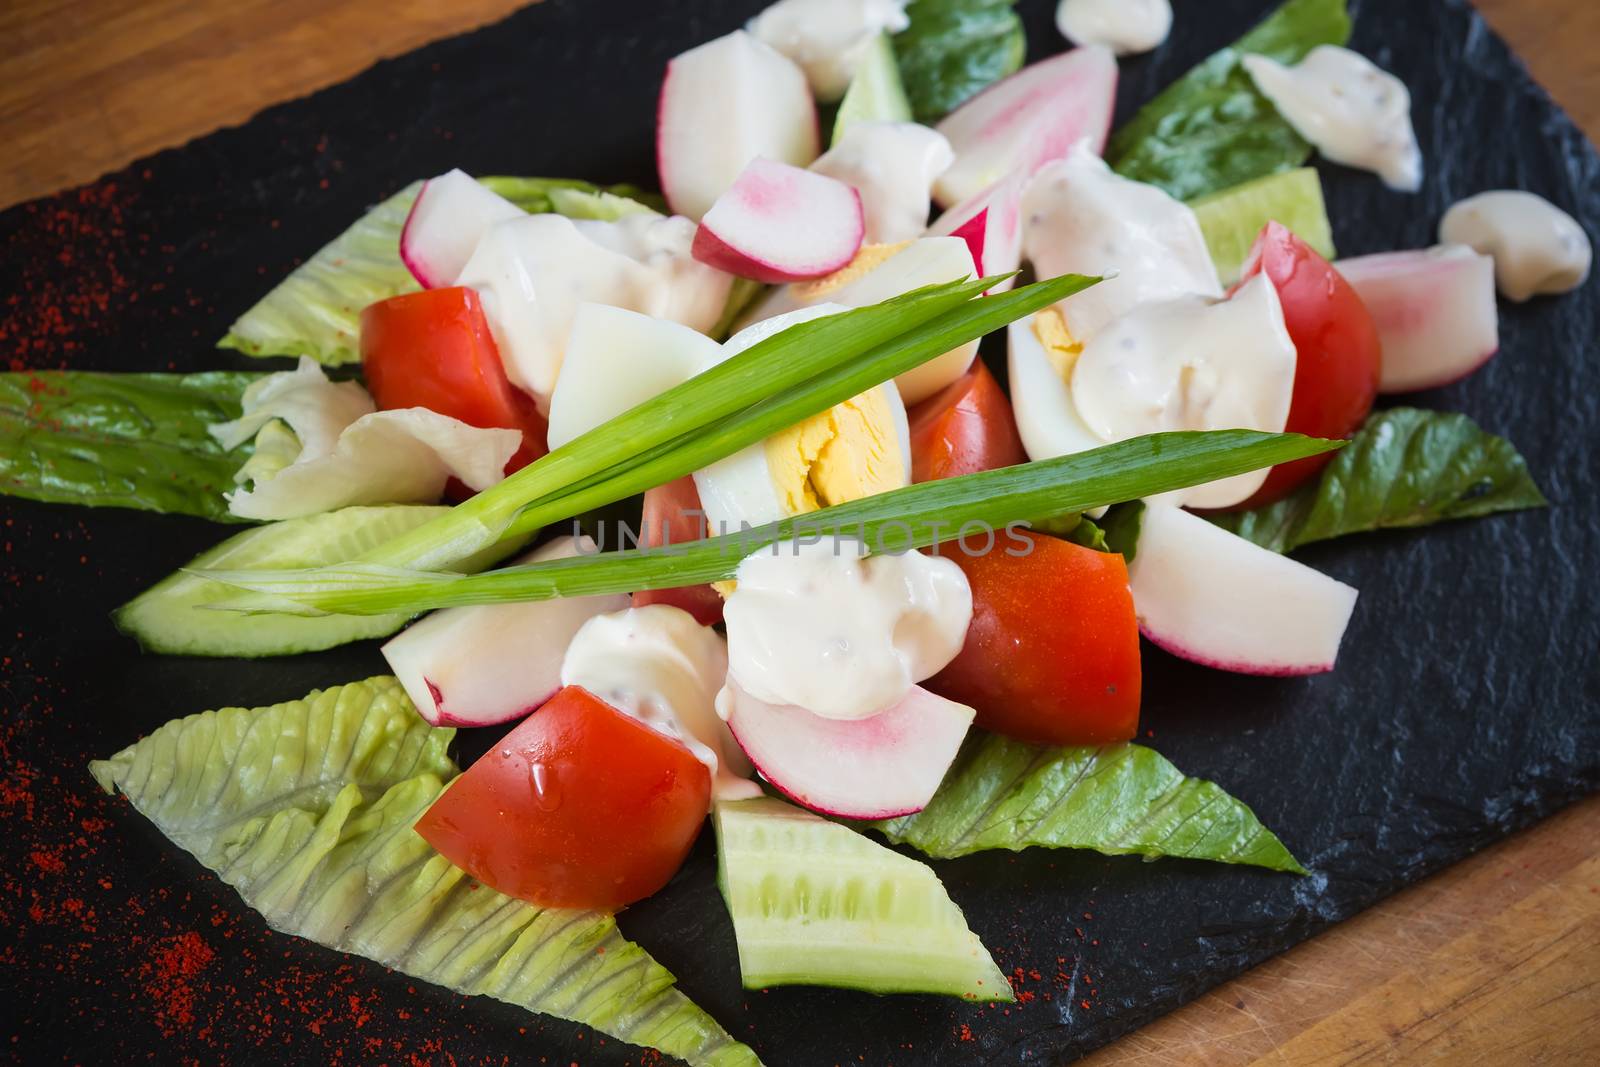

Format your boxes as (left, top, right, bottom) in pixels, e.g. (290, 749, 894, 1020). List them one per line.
(0, 369, 261, 522)
(872, 733, 1306, 872)
(91, 677, 757, 1067)
(893, 0, 1025, 124)
(1106, 0, 1351, 200)
(218, 178, 661, 367)
(1210, 408, 1548, 554)
(114, 505, 497, 657)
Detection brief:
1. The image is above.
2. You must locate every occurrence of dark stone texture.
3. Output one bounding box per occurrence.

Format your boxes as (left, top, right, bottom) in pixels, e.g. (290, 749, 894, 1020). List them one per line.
(1, 1, 1596, 1063)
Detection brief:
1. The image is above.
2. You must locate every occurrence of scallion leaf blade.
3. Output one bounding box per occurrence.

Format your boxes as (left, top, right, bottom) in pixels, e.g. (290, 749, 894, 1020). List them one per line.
(201, 430, 1342, 616)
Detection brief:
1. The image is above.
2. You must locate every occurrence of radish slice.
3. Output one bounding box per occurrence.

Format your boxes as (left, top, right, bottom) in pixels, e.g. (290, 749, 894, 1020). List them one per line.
(722, 680, 974, 819)
(657, 30, 820, 221)
(692, 159, 865, 283)
(381, 536, 630, 727)
(1128, 504, 1358, 676)
(400, 169, 525, 288)
(1333, 245, 1500, 393)
(928, 174, 1023, 292)
(933, 45, 1118, 207)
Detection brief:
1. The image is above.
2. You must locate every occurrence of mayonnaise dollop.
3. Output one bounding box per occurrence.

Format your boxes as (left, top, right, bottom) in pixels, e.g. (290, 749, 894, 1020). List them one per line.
(574, 213, 733, 333)
(1071, 274, 1298, 509)
(810, 121, 955, 243)
(1243, 45, 1423, 193)
(1055, 0, 1171, 57)
(748, 0, 910, 101)
(1022, 141, 1222, 341)
(1439, 190, 1592, 302)
(721, 538, 972, 721)
(560, 605, 760, 802)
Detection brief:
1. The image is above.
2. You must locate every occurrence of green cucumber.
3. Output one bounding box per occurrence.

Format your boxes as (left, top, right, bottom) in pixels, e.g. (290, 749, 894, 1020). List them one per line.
(114, 505, 511, 657)
(1189, 167, 1336, 285)
(713, 797, 1011, 1001)
(833, 33, 913, 145)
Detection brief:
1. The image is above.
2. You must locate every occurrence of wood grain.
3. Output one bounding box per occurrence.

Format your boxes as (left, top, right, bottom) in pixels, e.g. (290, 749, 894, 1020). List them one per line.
(1, 1, 1597, 1063)
(0, 0, 1595, 208)
(1083, 795, 1600, 1066)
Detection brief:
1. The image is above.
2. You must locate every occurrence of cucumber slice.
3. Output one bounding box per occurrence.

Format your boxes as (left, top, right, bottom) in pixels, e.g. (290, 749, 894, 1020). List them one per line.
(832, 33, 913, 146)
(114, 505, 511, 657)
(1189, 167, 1336, 285)
(713, 797, 1011, 1001)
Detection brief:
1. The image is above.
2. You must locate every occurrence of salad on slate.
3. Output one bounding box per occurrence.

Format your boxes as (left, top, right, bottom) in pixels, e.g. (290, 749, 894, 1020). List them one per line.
(3, 0, 1588, 1062)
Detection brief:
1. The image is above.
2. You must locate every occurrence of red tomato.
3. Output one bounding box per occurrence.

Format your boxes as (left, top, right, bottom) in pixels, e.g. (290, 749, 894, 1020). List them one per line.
(1232, 222, 1381, 508)
(361, 287, 549, 472)
(928, 531, 1140, 745)
(414, 685, 711, 910)
(632, 475, 725, 626)
(907, 361, 1027, 483)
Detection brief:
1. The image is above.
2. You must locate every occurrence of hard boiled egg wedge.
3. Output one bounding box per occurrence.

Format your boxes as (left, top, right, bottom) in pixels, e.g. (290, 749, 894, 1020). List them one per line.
(738, 236, 980, 404)
(694, 305, 912, 533)
(1007, 308, 1104, 464)
(1071, 274, 1295, 509)
(1010, 276, 1297, 510)
(547, 303, 723, 451)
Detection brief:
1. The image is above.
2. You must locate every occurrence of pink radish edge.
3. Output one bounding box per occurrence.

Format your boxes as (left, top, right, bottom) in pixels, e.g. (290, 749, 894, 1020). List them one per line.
(1138, 625, 1335, 678)
(691, 166, 864, 283)
(654, 64, 679, 216)
(423, 677, 557, 728)
(398, 179, 441, 288)
(724, 717, 928, 820)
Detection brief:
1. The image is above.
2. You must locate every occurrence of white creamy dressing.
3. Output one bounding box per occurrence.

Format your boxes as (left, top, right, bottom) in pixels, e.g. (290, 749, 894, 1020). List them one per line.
(455, 213, 731, 409)
(1021, 141, 1222, 341)
(574, 213, 733, 331)
(560, 605, 760, 802)
(719, 538, 972, 722)
(1054, 0, 1171, 57)
(1439, 190, 1592, 302)
(748, 0, 910, 101)
(1243, 45, 1422, 192)
(810, 121, 955, 243)
(1071, 275, 1297, 509)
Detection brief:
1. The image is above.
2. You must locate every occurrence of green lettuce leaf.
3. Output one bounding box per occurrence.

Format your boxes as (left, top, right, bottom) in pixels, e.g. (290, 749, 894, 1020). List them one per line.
(893, 0, 1025, 124)
(1099, 500, 1146, 562)
(873, 733, 1306, 872)
(91, 677, 757, 1067)
(0, 370, 261, 522)
(217, 177, 661, 367)
(545, 186, 661, 221)
(1106, 0, 1351, 201)
(1210, 408, 1548, 554)
(113, 504, 523, 657)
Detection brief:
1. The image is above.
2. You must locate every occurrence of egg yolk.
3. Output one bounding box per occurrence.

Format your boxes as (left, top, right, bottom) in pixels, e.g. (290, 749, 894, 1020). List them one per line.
(1032, 307, 1083, 381)
(789, 241, 913, 302)
(763, 387, 905, 516)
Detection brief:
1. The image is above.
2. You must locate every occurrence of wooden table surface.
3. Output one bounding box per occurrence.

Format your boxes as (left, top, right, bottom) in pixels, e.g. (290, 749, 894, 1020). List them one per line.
(2, 1, 1597, 1063)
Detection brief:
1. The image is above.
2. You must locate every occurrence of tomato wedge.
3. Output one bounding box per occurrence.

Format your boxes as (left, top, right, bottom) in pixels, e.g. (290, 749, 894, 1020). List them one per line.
(632, 475, 725, 626)
(361, 287, 549, 472)
(928, 531, 1140, 746)
(414, 685, 711, 910)
(1231, 222, 1381, 508)
(907, 360, 1026, 483)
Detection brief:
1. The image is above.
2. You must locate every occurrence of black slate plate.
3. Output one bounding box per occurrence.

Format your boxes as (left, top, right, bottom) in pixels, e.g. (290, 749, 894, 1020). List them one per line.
(2, 1, 1597, 1063)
